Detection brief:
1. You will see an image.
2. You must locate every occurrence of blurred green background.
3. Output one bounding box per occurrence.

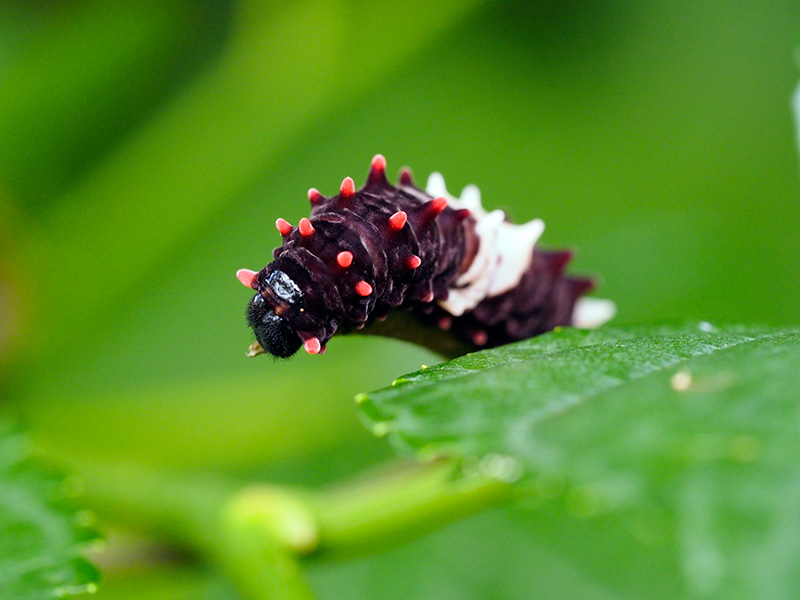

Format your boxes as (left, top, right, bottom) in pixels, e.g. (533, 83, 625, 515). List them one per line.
(1, 1, 799, 598)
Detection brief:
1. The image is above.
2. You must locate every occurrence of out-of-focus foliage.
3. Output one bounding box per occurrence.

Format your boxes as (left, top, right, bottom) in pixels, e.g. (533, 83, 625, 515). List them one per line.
(0, 419, 98, 599)
(1, 0, 799, 598)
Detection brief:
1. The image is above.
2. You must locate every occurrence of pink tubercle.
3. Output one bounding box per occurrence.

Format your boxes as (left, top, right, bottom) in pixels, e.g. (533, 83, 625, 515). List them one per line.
(340, 176, 355, 198)
(355, 281, 373, 296)
(337, 251, 354, 268)
(370, 154, 387, 173)
(276, 218, 293, 236)
(308, 188, 324, 204)
(236, 269, 259, 289)
(304, 337, 322, 354)
(298, 217, 315, 236)
(388, 210, 408, 231)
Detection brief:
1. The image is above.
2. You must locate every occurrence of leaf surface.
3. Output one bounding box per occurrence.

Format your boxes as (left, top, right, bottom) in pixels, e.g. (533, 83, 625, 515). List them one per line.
(360, 323, 800, 598)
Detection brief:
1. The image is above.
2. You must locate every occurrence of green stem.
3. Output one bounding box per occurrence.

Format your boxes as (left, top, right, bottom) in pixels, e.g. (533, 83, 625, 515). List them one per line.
(69, 459, 317, 599)
(218, 489, 319, 600)
(306, 459, 514, 558)
(68, 459, 233, 552)
(67, 456, 514, 598)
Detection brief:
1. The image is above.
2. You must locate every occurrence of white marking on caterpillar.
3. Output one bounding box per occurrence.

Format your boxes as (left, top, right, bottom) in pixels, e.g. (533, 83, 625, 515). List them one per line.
(427, 173, 544, 316)
(572, 297, 617, 329)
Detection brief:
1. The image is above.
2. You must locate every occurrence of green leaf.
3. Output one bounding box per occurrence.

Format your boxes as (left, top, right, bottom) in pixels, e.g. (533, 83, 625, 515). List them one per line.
(359, 323, 800, 598)
(0, 419, 98, 599)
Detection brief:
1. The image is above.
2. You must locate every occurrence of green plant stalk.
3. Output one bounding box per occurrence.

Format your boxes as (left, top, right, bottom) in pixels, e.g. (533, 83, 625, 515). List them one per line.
(69, 456, 513, 597)
(69, 459, 233, 552)
(306, 459, 514, 557)
(218, 498, 318, 600)
(71, 460, 315, 599)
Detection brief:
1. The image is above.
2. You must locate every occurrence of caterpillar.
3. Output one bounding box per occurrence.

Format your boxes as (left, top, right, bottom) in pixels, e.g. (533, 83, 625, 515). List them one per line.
(236, 155, 614, 358)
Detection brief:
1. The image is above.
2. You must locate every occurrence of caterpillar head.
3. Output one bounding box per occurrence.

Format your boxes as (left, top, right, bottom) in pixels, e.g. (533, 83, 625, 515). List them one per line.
(237, 268, 320, 358)
(245, 291, 302, 358)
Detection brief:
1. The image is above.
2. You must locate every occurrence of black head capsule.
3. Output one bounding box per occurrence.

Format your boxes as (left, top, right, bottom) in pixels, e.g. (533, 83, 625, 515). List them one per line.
(237, 268, 305, 358)
(246, 294, 302, 358)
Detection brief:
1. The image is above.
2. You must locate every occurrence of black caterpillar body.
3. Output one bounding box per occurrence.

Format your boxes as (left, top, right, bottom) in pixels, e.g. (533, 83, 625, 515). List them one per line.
(237, 155, 613, 357)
